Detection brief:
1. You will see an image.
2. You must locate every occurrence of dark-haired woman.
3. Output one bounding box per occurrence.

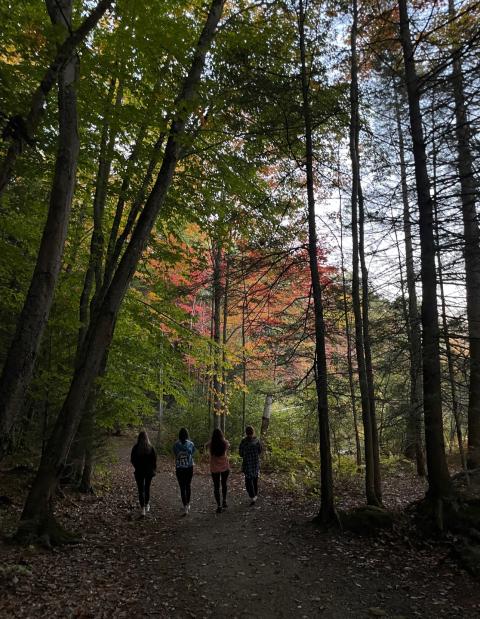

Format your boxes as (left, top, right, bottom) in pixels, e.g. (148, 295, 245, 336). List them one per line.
(131, 430, 157, 517)
(239, 425, 262, 506)
(205, 428, 230, 513)
(173, 428, 195, 515)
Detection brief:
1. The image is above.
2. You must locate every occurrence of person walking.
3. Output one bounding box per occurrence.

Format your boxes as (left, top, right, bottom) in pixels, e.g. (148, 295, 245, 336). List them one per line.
(130, 430, 157, 517)
(205, 428, 230, 513)
(239, 425, 262, 506)
(173, 427, 195, 515)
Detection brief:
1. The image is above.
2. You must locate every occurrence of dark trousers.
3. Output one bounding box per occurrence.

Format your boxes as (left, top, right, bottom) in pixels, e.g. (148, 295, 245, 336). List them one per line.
(245, 475, 258, 499)
(176, 466, 193, 505)
(211, 470, 229, 506)
(134, 472, 153, 507)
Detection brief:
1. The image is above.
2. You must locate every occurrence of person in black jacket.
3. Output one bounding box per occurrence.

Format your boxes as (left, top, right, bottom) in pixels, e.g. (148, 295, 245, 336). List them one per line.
(131, 430, 157, 517)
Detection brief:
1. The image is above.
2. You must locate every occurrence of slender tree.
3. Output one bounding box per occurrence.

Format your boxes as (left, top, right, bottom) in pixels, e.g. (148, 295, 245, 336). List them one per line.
(349, 0, 381, 505)
(398, 0, 452, 504)
(393, 82, 425, 476)
(0, 0, 80, 458)
(298, 0, 337, 525)
(447, 0, 480, 468)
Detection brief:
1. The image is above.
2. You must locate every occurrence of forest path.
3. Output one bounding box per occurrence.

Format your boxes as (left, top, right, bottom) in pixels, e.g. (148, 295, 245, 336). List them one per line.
(1, 435, 479, 618)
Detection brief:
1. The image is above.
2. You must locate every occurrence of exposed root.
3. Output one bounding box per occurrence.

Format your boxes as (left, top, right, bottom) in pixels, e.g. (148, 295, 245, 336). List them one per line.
(13, 514, 81, 548)
(312, 507, 342, 531)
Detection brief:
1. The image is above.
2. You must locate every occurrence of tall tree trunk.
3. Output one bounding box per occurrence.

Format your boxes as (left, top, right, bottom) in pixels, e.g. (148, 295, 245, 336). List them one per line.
(398, 0, 451, 503)
(241, 254, 247, 432)
(0, 0, 112, 197)
(220, 252, 230, 434)
(358, 157, 382, 501)
(393, 83, 425, 476)
(298, 0, 336, 525)
(0, 0, 79, 459)
(431, 99, 468, 477)
(16, 0, 226, 544)
(447, 0, 480, 468)
(349, 0, 380, 506)
(261, 393, 273, 437)
(339, 188, 361, 467)
(77, 77, 122, 353)
(212, 240, 222, 430)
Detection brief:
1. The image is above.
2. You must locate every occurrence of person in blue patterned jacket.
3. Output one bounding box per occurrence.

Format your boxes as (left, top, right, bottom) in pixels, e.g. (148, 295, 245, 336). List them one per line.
(173, 427, 195, 515)
(238, 425, 262, 506)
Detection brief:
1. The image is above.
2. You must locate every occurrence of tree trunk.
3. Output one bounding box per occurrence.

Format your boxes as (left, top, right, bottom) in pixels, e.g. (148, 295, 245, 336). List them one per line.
(261, 393, 273, 437)
(358, 158, 382, 502)
(431, 99, 468, 477)
(102, 131, 166, 292)
(16, 0, 226, 543)
(77, 76, 121, 353)
(212, 240, 222, 430)
(0, 0, 112, 197)
(349, 0, 380, 506)
(393, 83, 425, 476)
(298, 0, 337, 525)
(339, 187, 361, 467)
(220, 252, 230, 434)
(398, 0, 451, 502)
(447, 0, 480, 468)
(241, 255, 247, 432)
(0, 0, 79, 458)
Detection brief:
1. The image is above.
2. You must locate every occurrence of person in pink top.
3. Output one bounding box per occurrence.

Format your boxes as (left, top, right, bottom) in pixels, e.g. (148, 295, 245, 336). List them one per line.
(206, 428, 230, 513)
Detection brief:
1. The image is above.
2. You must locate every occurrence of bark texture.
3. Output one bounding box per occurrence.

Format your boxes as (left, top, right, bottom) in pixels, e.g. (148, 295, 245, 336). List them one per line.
(298, 0, 336, 525)
(394, 83, 425, 476)
(0, 0, 80, 458)
(349, 0, 381, 505)
(447, 0, 480, 469)
(398, 0, 451, 500)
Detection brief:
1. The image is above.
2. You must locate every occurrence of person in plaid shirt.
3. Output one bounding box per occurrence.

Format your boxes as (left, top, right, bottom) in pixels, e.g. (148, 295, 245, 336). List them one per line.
(238, 425, 262, 505)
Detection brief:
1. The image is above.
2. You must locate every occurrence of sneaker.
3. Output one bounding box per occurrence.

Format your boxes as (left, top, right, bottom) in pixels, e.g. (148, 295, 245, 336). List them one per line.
(216, 506, 222, 514)
(146, 503, 150, 513)
(222, 502, 228, 509)
(141, 506, 146, 517)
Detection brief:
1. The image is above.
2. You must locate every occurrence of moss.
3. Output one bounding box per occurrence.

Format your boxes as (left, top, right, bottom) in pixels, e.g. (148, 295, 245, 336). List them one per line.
(339, 506, 395, 535)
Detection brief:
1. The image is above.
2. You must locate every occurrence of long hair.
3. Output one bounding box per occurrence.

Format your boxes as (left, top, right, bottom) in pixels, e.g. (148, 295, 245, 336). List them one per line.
(210, 428, 227, 457)
(136, 430, 152, 456)
(179, 427, 189, 443)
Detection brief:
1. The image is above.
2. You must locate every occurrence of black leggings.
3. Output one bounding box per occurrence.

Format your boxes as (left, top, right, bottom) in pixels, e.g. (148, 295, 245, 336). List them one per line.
(134, 472, 153, 507)
(176, 466, 193, 506)
(211, 470, 229, 506)
(245, 475, 258, 499)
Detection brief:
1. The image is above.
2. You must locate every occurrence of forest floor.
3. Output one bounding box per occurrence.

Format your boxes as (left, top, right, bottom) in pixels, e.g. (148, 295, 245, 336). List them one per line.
(1, 435, 479, 618)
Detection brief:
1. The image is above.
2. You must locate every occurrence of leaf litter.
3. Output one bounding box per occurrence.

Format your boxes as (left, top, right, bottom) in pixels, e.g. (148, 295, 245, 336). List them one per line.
(0, 436, 479, 618)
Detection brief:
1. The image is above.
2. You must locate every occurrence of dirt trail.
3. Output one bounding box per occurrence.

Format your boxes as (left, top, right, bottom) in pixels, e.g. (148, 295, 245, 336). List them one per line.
(1, 436, 479, 618)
